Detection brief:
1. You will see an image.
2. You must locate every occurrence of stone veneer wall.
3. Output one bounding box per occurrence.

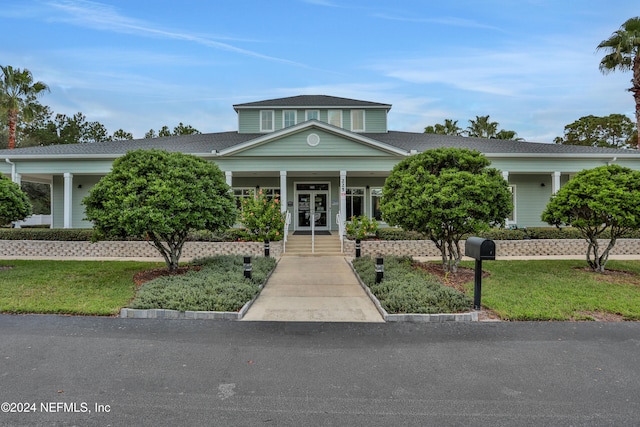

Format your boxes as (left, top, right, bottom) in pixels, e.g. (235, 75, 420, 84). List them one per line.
(0, 240, 283, 259)
(2, 239, 640, 259)
(343, 239, 640, 258)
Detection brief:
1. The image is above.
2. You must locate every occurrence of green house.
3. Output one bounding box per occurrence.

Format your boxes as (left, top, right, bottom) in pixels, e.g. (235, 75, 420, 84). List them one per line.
(1, 95, 639, 230)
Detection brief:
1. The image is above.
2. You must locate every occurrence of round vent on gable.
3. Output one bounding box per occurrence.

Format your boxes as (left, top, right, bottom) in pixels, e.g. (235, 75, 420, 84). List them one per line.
(307, 133, 320, 147)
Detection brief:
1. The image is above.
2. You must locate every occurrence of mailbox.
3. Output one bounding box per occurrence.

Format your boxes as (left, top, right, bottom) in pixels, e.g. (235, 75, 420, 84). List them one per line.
(465, 237, 495, 311)
(465, 237, 496, 261)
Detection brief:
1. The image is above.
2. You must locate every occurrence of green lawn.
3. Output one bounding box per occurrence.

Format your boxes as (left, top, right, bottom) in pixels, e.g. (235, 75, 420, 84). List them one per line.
(461, 260, 640, 321)
(3, 258, 640, 320)
(0, 260, 163, 315)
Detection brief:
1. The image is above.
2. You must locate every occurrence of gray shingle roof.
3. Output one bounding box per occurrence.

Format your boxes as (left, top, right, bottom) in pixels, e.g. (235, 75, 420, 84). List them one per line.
(0, 132, 259, 157)
(233, 95, 391, 110)
(1, 129, 636, 159)
(366, 131, 635, 155)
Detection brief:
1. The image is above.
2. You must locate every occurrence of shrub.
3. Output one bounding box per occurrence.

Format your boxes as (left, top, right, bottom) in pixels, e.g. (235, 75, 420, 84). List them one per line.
(351, 256, 472, 313)
(345, 215, 378, 239)
(239, 190, 285, 242)
(131, 255, 276, 312)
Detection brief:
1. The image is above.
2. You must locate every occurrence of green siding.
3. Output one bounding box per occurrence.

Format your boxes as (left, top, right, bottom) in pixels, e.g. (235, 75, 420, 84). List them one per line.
(509, 174, 553, 227)
(233, 129, 398, 157)
(238, 108, 389, 133)
(52, 175, 101, 228)
(364, 110, 387, 133)
(490, 158, 620, 173)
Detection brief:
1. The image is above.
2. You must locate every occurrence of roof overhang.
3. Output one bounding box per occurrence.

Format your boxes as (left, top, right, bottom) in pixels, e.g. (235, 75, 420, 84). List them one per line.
(217, 120, 408, 156)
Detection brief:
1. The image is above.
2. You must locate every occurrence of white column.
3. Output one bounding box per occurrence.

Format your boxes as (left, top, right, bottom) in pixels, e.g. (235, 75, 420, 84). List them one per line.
(340, 170, 347, 224)
(63, 173, 73, 229)
(13, 173, 22, 228)
(225, 171, 233, 187)
(552, 171, 561, 195)
(279, 171, 287, 213)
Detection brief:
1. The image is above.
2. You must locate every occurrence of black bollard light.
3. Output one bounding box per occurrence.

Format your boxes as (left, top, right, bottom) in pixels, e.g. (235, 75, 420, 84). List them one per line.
(264, 239, 270, 257)
(355, 239, 361, 258)
(375, 257, 384, 283)
(243, 256, 252, 279)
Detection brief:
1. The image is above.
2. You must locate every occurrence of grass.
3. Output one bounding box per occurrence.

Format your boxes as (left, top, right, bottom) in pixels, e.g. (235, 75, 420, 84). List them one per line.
(460, 260, 640, 321)
(0, 260, 163, 315)
(3, 258, 640, 320)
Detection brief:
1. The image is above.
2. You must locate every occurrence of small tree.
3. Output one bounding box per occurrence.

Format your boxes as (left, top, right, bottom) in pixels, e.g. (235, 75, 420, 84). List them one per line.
(542, 164, 640, 273)
(83, 149, 237, 272)
(0, 174, 32, 225)
(239, 189, 285, 241)
(381, 148, 512, 273)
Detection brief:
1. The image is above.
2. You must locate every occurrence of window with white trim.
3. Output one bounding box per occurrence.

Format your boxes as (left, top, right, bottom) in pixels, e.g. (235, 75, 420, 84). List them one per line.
(283, 110, 296, 128)
(233, 187, 280, 209)
(260, 110, 274, 132)
(328, 110, 342, 128)
(351, 110, 365, 132)
(370, 188, 383, 221)
(306, 110, 319, 121)
(346, 188, 365, 219)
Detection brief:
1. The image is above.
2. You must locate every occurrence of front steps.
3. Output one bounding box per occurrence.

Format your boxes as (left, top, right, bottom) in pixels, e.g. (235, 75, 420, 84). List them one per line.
(282, 233, 344, 256)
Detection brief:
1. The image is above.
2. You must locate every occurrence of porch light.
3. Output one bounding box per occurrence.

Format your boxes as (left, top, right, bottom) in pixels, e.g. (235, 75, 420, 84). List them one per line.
(375, 257, 384, 283)
(243, 256, 252, 279)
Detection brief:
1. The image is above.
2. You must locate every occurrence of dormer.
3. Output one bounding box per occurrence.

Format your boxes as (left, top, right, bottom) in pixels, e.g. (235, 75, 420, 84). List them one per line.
(233, 95, 391, 134)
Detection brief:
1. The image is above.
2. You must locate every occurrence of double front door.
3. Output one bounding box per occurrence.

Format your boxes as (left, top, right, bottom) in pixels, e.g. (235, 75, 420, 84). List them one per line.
(296, 184, 329, 230)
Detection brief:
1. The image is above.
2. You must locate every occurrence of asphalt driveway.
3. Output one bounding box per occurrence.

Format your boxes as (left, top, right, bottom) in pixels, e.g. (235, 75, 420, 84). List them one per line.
(1, 315, 639, 426)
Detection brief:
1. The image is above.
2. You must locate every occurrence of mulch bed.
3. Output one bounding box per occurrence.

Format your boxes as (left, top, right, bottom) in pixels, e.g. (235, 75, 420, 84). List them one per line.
(133, 265, 202, 286)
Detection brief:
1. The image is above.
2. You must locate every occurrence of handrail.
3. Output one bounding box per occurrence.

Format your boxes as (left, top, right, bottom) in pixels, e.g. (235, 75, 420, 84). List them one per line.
(336, 211, 345, 253)
(283, 211, 291, 253)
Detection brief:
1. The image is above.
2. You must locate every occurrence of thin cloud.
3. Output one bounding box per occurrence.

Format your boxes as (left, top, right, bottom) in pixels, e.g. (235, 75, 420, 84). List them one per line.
(43, 0, 307, 67)
(373, 13, 503, 31)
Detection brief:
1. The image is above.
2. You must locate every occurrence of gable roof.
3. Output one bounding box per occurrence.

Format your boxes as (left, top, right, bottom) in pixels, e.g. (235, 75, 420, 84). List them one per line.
(1, 129, 638, 160)
(233, 95, 392, 111)
(219, 120, 407, 156)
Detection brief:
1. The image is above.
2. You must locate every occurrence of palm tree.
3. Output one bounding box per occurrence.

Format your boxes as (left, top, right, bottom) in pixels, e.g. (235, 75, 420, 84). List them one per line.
(0, 66, 49, 149)
(597, 17, 640, 148)
(495, 129, 524, 141)
(466, 115, 499, 138)
(424, 119, 463, 135)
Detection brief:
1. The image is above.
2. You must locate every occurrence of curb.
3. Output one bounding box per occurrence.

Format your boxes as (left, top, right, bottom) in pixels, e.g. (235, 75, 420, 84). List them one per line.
(347, 258, 479, 323)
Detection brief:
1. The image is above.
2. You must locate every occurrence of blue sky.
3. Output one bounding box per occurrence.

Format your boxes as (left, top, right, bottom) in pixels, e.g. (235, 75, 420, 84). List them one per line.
(1, 0, 637, 142)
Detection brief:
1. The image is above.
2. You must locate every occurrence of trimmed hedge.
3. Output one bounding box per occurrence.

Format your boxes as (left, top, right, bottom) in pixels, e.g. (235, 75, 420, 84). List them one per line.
(0, 228, 250, 242)
(352, 256, 472, 314)
(3, 226, 640, 242)
(130, 255, 277, 312)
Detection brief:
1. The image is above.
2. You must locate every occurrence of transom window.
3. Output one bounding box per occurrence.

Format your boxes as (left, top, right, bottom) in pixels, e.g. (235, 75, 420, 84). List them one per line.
(328, 110, 342, 128)
(306, 110, 319, 121)
(351, 110, 365, 132)
(260, 110, 274, 132)
(283, 110, 297, 128)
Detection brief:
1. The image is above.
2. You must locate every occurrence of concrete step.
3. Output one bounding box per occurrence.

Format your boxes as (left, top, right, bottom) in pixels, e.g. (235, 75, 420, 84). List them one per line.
(282, 234, 344, 256)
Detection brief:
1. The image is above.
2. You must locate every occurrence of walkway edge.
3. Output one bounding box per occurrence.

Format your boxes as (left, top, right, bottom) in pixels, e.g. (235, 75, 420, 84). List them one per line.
(347, 259, 479, 322)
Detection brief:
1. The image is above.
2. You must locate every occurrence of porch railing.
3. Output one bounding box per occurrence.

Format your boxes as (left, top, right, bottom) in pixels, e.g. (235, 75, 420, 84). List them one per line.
(336, 211, 345, 253)
(283, 211, 291, 253)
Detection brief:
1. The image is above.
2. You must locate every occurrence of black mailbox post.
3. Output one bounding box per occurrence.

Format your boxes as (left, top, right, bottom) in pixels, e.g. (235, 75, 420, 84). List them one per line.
(464, 237, 496, 310)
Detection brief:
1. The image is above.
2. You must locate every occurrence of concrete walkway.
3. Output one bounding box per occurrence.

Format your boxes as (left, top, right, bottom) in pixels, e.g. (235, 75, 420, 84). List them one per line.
(242, 256, 384, 323)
